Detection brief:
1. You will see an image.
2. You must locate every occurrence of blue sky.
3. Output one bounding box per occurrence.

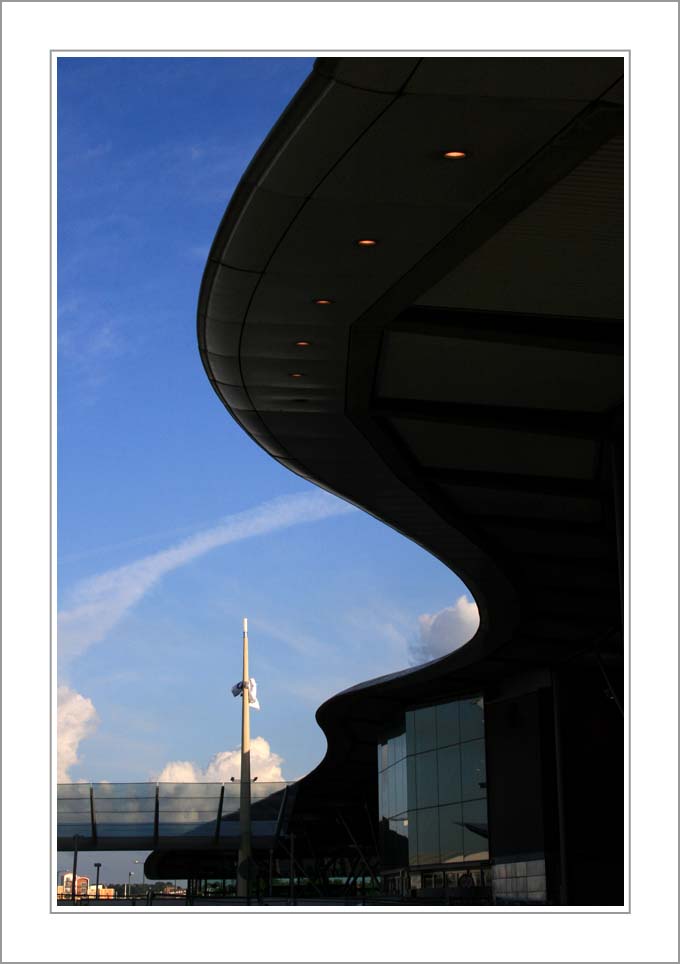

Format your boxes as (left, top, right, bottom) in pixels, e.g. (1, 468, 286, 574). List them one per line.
(57, 56, 477, 822)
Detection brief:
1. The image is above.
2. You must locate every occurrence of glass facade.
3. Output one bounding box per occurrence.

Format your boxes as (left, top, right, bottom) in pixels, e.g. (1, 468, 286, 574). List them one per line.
(377, 697, 488, 871)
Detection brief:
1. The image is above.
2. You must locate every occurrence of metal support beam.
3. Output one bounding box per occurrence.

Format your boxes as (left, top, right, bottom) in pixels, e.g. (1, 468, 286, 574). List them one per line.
(375, 397, 618, 441)
(337, 812, 380, 890)
(214, 784, 225, 843)
(609, 438, 625, 630)
(153, 785, 160, 848)
(278, 835, 325, 899)
(424, 465, 601, 499)
(595, 650, 624, 717)
(364, 801, 381, 876)
(466, 512, 605, 535)
(551, 672, 569, 905)
(342, 854, 360, 898)
(389, 305, 623, 355)
(89, 786, 97, 844)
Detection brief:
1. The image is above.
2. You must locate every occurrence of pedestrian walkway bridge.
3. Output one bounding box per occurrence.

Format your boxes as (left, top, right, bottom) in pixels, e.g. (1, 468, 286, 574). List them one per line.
(57, 781, 296, 851)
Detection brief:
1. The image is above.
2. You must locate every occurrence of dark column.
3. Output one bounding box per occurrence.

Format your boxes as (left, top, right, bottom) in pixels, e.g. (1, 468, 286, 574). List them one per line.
(485, 682, 560, 904)
(555, 665, 624, 905)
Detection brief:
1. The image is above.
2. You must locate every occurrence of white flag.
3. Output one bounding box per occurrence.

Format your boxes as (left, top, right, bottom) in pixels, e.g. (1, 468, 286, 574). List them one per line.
(248, 678, 260, 710)
(231, 678, 260, 710)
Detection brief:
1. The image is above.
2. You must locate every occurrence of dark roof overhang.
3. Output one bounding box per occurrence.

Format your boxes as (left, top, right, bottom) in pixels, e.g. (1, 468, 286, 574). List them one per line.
(197, 56, 624, 814)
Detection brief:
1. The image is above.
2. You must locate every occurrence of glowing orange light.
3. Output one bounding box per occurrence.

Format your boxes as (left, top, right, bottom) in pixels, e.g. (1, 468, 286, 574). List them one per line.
(295, 341, 311, 347)
(356, 238, 378, 247)
(313, 298, 333, 305)
(443, 150, 467, 159)
(289, 372, 304, 378)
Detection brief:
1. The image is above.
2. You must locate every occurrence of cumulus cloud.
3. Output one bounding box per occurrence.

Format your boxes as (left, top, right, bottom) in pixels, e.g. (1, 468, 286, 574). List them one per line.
(156, 736, 285, 783)
(57, 686, 99, 782)
(409, 595, 480, 665)
(59, 491, 354, 663)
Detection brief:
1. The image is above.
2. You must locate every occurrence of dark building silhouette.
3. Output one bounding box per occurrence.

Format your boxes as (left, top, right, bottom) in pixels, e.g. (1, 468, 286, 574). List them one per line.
(57, 56, 623, 906)
(195, 56, 624, 906)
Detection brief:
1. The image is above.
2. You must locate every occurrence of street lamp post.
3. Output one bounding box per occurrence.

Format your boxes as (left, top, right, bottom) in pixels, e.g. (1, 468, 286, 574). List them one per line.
(128, 871, 134, 899)
(71, 835, 79, 904)
(134, 858, 144, 892)
(94, 862, 102, 902)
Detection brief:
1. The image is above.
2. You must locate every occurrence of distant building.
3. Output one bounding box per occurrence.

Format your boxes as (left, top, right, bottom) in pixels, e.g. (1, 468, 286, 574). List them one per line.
(60, 872, 88, 896)
(57, 873, 114, 900)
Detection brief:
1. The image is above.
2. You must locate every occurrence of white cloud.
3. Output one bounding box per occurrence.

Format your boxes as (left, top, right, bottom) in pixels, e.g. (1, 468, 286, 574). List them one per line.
(409, 595, 480, 665)
(58, 491, 354, 663)
(57, 686, 99, 782)
(156, 736, 285, 783)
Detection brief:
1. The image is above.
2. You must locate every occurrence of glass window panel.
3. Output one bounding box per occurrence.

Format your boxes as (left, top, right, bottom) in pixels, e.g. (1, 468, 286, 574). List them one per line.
(459, 697, 484, 742)
(94, 783, 157, 799)
(416, 806, 440, 865)
(95, 802, 155, 815)
(407, 755, 417, 812)
(439, 803, 464, 863)
(407, 810, 419, 865)
(386, 765, 395, 818)
(461, 739, 486, 800)
(57, 784, 90, 800)
(437, 745, 462, 804)
(393, 759, 407, 818)
(158, 783, 222, 801)
(221, 797, 240, 817)
(383, 816, 409, 869)
(415, 750, 438, 809)
(379, 742, 388, 771)
(405, 711, 416, 756)
(462, 799, 489, 860)
(57, 798, 91, 815)
(414, 706, 437, 753)
(394, 731, 407, 764)
(158, 797, 216, 813)
(58, 821, 92, 837)
(378, 769, 386, 819)
(250, 782, 288, 802)
(436, 700, 460, 748)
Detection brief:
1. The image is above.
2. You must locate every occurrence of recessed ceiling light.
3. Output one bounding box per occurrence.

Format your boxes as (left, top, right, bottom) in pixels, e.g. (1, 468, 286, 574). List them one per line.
(289, 372, 304, 378)
(443, 150, 467, 159)
(295, 341, 311, 347)
(356, 238, 378, 247)
(313, 298, 333, 305)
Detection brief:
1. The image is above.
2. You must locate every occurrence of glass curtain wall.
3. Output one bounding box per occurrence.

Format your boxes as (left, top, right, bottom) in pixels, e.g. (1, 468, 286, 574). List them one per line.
(377, 697, 488, 871)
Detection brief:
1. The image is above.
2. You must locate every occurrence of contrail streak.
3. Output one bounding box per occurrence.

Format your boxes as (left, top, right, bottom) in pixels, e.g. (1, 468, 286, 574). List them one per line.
(58, 490, 355, 662)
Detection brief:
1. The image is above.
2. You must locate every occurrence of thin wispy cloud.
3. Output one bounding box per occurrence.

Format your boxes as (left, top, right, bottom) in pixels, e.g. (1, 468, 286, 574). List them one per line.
(58, 491, 355, 663)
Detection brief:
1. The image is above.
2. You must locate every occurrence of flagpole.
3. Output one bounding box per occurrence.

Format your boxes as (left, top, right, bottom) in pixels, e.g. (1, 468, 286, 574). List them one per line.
(237, 617, 252, 899)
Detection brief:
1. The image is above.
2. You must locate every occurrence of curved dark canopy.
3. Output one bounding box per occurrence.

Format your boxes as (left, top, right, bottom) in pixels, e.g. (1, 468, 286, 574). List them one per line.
(197, 57, 624, 827)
